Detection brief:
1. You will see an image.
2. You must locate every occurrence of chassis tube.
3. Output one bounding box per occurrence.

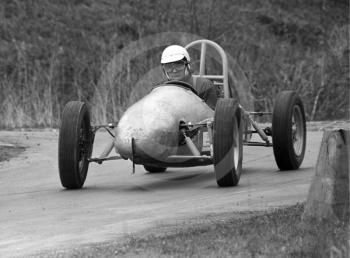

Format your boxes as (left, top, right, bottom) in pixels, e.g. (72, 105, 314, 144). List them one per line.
(184, 134, 201, 156)
(248, 117, 269, 142)
(239, 104, 269, 143)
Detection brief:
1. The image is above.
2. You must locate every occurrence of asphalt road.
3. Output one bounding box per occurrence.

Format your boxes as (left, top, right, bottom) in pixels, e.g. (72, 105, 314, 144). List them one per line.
(0, 130, 323, 257)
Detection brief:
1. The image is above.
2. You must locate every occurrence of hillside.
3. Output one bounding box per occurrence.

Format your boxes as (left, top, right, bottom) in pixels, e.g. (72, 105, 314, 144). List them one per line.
(0, 0, 348, 127)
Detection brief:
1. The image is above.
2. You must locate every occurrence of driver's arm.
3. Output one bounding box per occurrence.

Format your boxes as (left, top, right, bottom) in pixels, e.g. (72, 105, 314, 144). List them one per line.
(197, 78, 218, 110)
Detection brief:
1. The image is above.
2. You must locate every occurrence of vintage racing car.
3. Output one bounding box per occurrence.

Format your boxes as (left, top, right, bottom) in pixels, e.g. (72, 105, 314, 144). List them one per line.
(58, 39, 306, 189)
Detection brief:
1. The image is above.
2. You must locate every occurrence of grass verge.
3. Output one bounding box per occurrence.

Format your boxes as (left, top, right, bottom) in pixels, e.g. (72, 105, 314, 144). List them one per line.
(45, 203, 349, 258)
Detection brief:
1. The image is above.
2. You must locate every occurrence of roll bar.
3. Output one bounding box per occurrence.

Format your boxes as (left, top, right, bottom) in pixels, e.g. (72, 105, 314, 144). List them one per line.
(185, 39, 230, 98)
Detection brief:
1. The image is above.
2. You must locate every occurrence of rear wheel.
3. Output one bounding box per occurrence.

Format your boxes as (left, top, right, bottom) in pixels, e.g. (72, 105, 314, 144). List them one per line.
(272, 91, 306, 170)
(58, 101, 93, 189)
(213, 99, 243, 187)
(144, 165, 167, 173)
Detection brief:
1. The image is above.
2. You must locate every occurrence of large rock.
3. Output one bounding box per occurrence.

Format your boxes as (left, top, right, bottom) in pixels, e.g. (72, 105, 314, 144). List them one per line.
(303, 129, 349, 222)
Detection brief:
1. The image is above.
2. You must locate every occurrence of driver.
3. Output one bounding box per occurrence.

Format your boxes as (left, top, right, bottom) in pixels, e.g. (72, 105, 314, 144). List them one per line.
(160, 45, 218, 110)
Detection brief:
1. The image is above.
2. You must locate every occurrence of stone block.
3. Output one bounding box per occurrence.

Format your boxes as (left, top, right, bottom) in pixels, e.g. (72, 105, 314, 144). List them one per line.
(303, 130, 349, 222)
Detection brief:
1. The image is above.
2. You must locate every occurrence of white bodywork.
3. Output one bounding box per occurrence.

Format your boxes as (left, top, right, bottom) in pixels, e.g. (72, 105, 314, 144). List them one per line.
(114, 85, 214, 162)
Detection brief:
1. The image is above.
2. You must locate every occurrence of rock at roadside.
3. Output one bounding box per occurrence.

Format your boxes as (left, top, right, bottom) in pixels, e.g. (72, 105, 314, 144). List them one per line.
(303, 129, 349, 222)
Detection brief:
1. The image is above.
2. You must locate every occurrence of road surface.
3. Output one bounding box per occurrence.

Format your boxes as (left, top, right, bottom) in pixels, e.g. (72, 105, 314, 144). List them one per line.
(0, 130, 323, 257)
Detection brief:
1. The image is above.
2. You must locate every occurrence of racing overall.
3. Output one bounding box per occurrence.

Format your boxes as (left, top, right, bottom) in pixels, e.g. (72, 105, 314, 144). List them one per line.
(182, 75, 218, 110)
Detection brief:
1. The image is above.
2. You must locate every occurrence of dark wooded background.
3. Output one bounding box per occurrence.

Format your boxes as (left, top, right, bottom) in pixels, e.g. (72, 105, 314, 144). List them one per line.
(0, 0, 348, 127)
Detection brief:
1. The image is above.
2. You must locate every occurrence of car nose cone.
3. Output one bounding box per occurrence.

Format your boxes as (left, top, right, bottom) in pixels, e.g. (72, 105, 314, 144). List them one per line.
(114, 85, 214, 162)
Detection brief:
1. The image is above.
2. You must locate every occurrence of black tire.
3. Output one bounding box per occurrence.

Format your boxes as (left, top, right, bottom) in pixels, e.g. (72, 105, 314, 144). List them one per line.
(272, 91, 306, 170)
(58, 101, 93, 189)
(213, 99, 243, 187)
(144, 165, 167, 173)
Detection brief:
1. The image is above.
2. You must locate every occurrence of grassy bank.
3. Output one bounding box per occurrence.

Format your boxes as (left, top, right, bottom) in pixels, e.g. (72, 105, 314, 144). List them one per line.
(0, 0, 348, 128)
(43, 203, 349, 258)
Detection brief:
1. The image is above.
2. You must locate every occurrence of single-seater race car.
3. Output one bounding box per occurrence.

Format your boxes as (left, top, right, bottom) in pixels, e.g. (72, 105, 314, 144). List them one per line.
(58, 39, 306, 189)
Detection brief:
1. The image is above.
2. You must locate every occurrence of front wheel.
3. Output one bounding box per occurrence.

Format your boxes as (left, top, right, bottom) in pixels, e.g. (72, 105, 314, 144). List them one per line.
(58, 101, 93, 189)
(272, 91, 306, 170)
(213, 99, 243, 187)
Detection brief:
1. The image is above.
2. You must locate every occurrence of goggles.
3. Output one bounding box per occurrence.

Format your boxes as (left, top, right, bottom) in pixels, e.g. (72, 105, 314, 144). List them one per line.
(163, 61, 186, 73)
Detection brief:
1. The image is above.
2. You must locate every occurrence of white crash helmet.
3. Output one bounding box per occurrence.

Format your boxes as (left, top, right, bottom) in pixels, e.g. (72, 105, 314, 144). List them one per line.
(161, 45, 190, 64)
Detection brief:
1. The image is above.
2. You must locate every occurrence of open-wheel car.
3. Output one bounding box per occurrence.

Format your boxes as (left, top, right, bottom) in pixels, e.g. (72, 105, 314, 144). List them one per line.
(58, 39, 307, 189)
